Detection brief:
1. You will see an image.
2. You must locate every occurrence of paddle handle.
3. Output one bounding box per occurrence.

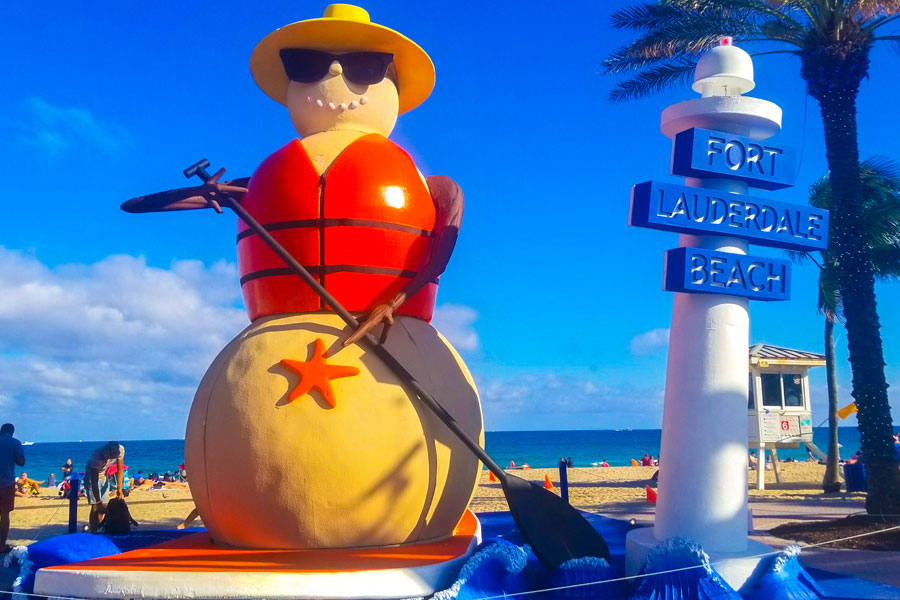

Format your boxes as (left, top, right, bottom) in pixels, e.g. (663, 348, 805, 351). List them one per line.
(221, 196, 506, 478)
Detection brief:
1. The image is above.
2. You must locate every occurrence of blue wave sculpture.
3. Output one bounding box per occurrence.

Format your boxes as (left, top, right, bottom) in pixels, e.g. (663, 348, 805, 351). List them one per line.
(629, 537, 741, 600)
(544, 555, 625, 599)
(432, 538, 530, 600)
(739, 545, 825, 600)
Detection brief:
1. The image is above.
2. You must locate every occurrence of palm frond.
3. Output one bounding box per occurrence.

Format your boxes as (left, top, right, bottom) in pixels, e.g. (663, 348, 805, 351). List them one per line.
(807, 155, 900, 303)
(604, 47, 677, 74)
(761, 19, 808, 45)
(609, 3, 696, 31)
(849, 0, 900, 21)
(860, 156, 900, 184)
(818, 259, 842, 314)
(608, 59, 697, 102)
(869, 247, 900, 277)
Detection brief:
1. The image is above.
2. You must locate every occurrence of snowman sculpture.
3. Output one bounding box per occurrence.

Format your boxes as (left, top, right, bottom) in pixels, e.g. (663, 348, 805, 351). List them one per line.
(126, 4, 483, 550)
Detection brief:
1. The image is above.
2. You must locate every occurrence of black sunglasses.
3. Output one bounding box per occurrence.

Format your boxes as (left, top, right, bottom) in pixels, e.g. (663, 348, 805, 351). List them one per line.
(280, 49, 394, 85)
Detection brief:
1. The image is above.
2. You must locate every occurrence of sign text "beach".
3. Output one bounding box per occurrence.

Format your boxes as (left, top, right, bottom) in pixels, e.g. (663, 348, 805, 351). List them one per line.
(664, 247, 791, 301)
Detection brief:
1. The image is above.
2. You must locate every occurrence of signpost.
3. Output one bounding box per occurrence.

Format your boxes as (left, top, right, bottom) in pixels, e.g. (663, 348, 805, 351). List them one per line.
(623, 37, 829, 588)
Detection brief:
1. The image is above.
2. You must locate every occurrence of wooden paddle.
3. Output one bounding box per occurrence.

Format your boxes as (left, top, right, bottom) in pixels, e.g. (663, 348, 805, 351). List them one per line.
(123, 159, 611, 568)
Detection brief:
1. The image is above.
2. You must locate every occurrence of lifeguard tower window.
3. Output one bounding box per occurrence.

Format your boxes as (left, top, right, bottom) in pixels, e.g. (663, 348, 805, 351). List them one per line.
(748, 375, 755, 409)
(761, 373, 782, 407)
(759, 372, 805, 408)
(784, 374, 803, 406)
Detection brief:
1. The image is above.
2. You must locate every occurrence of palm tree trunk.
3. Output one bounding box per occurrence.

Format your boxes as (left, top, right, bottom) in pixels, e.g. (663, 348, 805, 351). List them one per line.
(818, 89, 900, 514)
(822, 310, 842, 493)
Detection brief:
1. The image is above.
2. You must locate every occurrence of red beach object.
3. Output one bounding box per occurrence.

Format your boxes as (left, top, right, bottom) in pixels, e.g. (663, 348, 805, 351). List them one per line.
(238, 134, 439, 322)
(646, 485, 657, 504)
(544, 474, 554, 490)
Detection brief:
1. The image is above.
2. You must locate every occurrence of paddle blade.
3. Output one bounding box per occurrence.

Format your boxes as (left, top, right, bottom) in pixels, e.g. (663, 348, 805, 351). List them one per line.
(121, 187, 215, 213)
(501, 473, 611, 569)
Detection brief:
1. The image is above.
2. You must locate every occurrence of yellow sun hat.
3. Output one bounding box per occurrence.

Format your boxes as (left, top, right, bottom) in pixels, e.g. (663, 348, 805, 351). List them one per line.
(250, 4, 435, 114)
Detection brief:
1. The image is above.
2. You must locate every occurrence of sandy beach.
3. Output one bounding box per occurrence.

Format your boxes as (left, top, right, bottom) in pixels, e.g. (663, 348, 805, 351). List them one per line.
(6, 462, 860, 547)
(470, 462, 864, 513)
(6, 484, 199, 547)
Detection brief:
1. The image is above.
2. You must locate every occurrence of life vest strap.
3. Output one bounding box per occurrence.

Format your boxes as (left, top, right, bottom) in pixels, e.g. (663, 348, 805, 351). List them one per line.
(236, 218, 434, 242)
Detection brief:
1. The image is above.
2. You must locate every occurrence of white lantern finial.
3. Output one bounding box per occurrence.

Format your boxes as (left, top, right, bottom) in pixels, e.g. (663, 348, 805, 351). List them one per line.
(692, 37, 755, 97)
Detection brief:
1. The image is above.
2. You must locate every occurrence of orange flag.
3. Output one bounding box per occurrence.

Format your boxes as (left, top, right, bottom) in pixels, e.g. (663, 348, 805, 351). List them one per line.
(544, 474, 554, 490)
(631, 458, 640, 467)
(646, 485, 657, 504)
(838, 402, 858, 420)
(488, 470, 497, 482)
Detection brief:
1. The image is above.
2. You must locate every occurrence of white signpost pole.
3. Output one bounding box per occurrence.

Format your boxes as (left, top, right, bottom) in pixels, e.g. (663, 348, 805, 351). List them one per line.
(626, 39, 784, 588)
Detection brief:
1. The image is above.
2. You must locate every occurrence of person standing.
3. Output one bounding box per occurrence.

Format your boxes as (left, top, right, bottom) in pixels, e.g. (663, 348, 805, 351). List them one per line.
(85, 441, 125, 533)
(0, 423, 25, 552)
(61, 459, 73, 479)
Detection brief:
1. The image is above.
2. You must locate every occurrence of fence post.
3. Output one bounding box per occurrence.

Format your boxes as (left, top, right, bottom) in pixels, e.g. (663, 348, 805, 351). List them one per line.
(68, 477, 80, 534)
(557, 459, 569, 503)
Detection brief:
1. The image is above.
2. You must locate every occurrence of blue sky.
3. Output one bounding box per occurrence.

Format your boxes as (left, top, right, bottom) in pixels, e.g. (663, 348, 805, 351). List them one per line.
(1, 1, 899, 441)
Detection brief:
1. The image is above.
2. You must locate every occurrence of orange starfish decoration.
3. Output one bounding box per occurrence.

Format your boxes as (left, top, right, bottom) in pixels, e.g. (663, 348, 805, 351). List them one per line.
(280, 338, 360, 408)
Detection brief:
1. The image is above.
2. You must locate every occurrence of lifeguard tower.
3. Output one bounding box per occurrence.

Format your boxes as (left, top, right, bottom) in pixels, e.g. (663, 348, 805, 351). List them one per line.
(748, 343, 826, 489)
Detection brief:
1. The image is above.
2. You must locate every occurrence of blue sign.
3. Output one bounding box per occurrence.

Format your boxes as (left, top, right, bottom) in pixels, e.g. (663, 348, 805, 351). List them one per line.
(664, 247, 791, 301)
(630, 181, 828, 252)
(671, 128, 797, 190)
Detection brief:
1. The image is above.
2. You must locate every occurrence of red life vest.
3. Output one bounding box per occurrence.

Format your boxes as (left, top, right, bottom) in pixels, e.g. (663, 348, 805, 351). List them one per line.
(237, 134, 438, 322)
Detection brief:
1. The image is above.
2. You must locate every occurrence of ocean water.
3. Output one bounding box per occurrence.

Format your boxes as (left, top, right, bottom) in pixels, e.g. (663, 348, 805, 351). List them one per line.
(483, 427, 900, 469)
(14, 427, 897, 481)
(13, 439, 187, 484)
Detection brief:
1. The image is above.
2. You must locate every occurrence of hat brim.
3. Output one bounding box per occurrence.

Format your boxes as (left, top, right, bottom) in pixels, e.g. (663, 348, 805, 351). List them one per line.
(250, 18, 435, 114)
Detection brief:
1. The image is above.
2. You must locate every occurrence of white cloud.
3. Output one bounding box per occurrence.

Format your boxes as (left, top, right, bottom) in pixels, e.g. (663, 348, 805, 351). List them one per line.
(477, 371, 665, 430)
(431, 303, 480, 353)
(630, 328, 670, 356)
(0, 248, 247, 440)
(16, 97, 131, 157)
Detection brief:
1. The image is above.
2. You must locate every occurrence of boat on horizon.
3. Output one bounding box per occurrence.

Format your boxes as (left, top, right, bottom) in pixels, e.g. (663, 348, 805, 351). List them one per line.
(22, 441, 34, 446)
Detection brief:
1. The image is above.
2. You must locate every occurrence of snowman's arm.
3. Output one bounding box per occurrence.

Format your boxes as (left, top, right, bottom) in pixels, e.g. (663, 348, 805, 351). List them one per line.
(343, 175, 463, 346)
(382, 175, 463, 307)
(121, 177, 250, 213)
(417, 175, 464, 285)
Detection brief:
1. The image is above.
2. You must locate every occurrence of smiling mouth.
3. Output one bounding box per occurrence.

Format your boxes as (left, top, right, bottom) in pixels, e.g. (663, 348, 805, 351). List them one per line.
(306, 95, 369, 112)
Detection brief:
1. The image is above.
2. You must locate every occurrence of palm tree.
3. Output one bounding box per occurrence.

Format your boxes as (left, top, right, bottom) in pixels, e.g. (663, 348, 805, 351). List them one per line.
(605, 0, 900, 514)
(804, 158, 900, 493)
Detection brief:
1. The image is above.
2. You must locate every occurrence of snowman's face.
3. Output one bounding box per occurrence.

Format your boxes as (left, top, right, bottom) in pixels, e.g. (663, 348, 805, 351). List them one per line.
(286, 58, 399, 138)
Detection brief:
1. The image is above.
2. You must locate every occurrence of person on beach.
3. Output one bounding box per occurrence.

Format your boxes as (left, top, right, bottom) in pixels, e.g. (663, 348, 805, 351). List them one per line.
(0, 423, 25, 553)
(15, 473, 42, 496)
(641, 454, 651, 466)
(85, 441, 125, 533)
(748, 451, 759, 469)
(600, 459, 609, 468)
(48, 473, 56, 489)
(61, 459, 73, 479)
